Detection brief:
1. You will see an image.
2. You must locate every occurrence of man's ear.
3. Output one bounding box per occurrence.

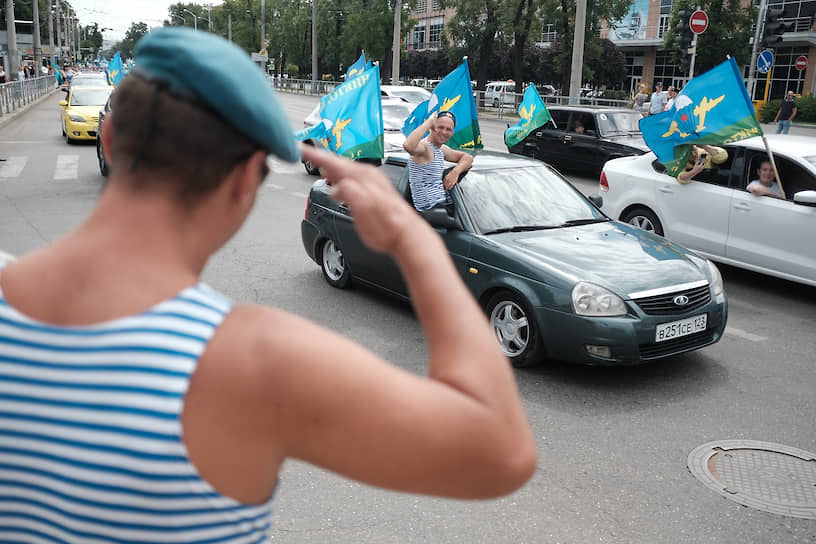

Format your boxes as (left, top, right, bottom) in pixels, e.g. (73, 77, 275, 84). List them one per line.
(232, 150, 268, 206)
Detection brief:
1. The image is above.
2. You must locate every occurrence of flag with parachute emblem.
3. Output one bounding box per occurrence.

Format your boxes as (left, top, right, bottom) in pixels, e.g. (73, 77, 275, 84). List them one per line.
(639, 57, 762, 177)
(401, 60, 482, 150)
(345, 52, 367, 81)
(504, 84, 552, 148)
(105, 52, 124, 86)
(319, 63, 384, 159)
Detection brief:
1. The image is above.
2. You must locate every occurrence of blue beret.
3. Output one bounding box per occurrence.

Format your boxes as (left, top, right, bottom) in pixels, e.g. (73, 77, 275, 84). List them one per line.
(133, 27, 299, 162)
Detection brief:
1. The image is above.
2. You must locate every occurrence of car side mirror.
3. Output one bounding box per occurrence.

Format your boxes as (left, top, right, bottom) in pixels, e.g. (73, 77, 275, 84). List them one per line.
(792, 190, 816, 207)
(58, 100, 67, 107)
(422, 208, 462, 230)
(588, 194, 603, 208)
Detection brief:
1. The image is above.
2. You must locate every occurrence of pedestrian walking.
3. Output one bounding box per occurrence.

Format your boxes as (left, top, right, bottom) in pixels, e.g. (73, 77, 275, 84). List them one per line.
(774, 90, 797, 134)
(649, 81, 666, 116)
(0, 27, 536, 542)
(631, 83, 648, 114)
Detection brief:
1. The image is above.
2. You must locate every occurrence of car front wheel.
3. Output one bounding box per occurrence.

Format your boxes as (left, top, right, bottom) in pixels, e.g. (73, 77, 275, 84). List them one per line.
(321, 238, 351, 288)
(486, 291, 540, 368)
(303, 141, 320, 175)
(622, 207, 664, 236)
(97, 139, 109, 177)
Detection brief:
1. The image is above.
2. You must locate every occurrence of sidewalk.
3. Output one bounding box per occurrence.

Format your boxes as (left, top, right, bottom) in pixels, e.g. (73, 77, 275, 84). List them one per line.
(0, 87, 61, 129)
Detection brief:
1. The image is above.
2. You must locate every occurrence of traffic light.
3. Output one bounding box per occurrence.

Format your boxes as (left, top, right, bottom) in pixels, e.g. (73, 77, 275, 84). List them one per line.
(762, 7, 794, 48)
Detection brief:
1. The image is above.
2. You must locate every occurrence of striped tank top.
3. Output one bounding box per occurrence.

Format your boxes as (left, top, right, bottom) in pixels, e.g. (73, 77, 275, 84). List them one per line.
(407, 140, 447, 211)
(0, 270, 274, 543)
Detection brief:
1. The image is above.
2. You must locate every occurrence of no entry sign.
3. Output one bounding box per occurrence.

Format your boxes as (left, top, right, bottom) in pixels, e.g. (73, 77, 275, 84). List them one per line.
(795, 56, 808, 71)
(690, 10, 709, 35)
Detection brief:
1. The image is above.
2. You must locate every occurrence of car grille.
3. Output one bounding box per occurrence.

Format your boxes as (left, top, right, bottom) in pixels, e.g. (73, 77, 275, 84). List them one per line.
(639, 330, 716, 359)
(632, 284, 711, 316)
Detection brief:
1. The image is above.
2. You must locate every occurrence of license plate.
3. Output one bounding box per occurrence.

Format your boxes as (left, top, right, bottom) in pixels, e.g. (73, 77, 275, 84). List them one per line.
(655, 314, 707, 343)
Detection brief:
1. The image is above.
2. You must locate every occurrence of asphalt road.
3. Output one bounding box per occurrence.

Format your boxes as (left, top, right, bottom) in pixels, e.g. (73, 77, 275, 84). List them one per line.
(1, 90, 814, 543)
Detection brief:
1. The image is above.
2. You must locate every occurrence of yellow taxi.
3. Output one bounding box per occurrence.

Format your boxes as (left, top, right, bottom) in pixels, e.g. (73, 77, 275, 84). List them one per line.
(59, 86, 112, 143)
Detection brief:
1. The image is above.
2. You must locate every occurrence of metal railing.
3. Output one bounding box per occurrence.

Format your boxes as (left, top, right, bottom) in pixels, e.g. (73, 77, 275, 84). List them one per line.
(0, 75, 58, 118)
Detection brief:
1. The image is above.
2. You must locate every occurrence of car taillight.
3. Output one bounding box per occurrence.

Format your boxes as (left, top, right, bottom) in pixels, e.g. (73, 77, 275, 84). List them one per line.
(599, 171, 609, 192)
(304, 196, 310, 219)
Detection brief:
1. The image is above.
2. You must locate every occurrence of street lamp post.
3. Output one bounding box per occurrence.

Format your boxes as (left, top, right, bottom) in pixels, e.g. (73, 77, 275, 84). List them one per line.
(32, 0, 43, 73)
(4, 0, 19, 76)
(182, 9, 198, 31)
(171, 14, 187, 26)
(54, 0, 63, 65)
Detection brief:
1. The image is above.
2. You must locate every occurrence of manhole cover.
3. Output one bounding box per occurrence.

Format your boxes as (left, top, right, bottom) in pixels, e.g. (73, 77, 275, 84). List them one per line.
(688, 440, 816, 519)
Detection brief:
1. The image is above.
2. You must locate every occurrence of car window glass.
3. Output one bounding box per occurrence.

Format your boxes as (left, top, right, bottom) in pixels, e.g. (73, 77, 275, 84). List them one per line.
(693, 149, 735, 188)
(550, 110, 570, 130)
(803, 155, 816, 169)
(70, 89, 112, 106)
(379, 164, 405, 190)
(458, 165, 605, 232)
(746, 154, 816, 198)
(598, 111, 643, 136)
(382, 103, 413, 130)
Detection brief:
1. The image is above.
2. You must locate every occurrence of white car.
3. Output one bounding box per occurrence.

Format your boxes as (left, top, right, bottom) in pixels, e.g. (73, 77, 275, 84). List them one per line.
(600, 135, 816, 287)
(380, 85, 431, 105)
(301, 97, 414, 174)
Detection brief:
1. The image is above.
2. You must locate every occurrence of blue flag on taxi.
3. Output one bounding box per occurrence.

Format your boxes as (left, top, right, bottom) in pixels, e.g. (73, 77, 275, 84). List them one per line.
(639, 57, 761, 177)
(345, 52, 367, 81)
(504, 84, 552, 148)
(319, 63, 384, 160)
(402, 60, 482, 150)
(106, 52, 124, 86)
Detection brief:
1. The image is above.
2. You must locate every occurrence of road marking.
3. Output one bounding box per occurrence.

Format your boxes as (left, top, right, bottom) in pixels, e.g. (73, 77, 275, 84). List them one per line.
(53, 154, 79, 180)
(290, 192, 308, 199)
(724, 326, 766, 342)
(265, 183, 283, 190)
(0, 156, 27, 178)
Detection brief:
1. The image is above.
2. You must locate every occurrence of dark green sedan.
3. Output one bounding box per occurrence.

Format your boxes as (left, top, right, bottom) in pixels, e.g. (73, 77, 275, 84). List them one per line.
(301, 152, 727, 367)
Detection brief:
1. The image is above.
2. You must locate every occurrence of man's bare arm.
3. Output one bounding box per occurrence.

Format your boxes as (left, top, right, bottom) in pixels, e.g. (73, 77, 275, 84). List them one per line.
(442, 146, 474, 189)
(403, 112, 437, 157)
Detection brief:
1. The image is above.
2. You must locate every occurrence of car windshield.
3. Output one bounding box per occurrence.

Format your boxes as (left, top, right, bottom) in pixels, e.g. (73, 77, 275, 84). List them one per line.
(70, 88, 111, 106)
(597, 111, 642, 136)
(383, 103, 413, 130)
(803, 156, 816, 169)
(459, 165, 607, 233)
(389, 89, 430, 103)
(71, 76, 108, 87)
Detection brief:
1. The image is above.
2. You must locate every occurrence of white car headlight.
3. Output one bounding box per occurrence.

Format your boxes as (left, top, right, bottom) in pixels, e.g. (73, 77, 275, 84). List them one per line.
(68, 113, 86, 122)
(571, 282, 627, 317)
(706, 260, 723, 296)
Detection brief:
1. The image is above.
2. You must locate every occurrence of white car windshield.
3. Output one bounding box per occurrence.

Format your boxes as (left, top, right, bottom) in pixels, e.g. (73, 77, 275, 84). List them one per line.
(382, 103, 413, 131)
(70, 89, 112, 106)
(803, 156, 816, 169)
(388, 89, 431, 104)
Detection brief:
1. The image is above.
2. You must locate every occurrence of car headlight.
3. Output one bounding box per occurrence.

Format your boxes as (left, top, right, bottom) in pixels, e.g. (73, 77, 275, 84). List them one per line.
(706, 260, 723, 296)
(68, 113, 86, 122)
(571, 281, 627, 317)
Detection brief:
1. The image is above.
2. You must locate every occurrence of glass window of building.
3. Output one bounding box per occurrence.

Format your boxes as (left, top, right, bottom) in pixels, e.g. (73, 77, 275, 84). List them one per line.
(415, 0, 427, 13)
(429, 18, 445, 48)
(413, 25, 426, 49)
(431, 0, 442, 11)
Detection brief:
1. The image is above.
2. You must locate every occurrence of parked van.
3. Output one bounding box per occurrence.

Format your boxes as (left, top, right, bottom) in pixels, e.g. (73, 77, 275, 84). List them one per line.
(485, 81, 517, 107)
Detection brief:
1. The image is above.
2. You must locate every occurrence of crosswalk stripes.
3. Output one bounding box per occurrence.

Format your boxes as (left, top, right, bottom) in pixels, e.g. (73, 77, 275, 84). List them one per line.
(0, 156, 28, 178)
(53, 154, 80, 181)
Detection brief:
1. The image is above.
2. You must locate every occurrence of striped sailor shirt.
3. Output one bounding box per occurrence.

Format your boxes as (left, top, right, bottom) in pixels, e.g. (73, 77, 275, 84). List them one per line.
(407, 140, 448, 212)
(0, 272, 274, 543)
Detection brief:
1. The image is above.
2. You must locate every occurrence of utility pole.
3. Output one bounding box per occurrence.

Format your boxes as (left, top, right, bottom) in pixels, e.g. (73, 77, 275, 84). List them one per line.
(32, 0, 42, 72)
(568, 0, 587, 104)
(48, 5, 55, 65)
(228, 13, 232, 41)
(746, 0, 769, 101)
(261, 0, 265, 52)
(391, 0, 400, 84)
(4, 0, 19, 76)
(55, 0, 62, 65)
(311, 0, 317, 92)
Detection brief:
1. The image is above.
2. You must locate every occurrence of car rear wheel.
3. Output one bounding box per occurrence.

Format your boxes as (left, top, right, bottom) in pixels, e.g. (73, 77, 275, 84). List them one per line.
(492, 98, 500, 108)
(622, 207, 664, 236)
(321, 238, 351, 288)
(486, 291, 540, 368)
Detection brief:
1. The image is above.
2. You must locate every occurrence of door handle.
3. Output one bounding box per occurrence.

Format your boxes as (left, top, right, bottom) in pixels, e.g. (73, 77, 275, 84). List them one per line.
(658, 186, 673, 194)
(733, 202, 751, 211)
(563, 135, 573, 142)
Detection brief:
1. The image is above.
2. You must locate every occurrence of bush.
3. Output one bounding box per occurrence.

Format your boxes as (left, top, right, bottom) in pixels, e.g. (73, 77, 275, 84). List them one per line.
(759, 95, 816, 124)
(603, 90, 630, 101)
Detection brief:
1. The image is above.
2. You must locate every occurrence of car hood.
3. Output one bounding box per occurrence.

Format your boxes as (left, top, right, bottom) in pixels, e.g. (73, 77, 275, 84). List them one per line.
(602, 134, 649, 152)
(67, 105, 103, 117)
(488, 222, 707, 297)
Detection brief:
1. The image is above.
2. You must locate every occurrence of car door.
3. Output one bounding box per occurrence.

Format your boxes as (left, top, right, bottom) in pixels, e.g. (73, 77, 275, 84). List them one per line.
(528, 109, 570, 167)
(654, 147, 739, 258)
(562, 113, 602, 173)
(726, 153, 816, 283)
(332, 162, 407, 291)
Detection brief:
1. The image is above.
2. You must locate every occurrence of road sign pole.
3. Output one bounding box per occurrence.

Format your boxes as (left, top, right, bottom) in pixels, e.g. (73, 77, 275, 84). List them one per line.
(747, 0, 770, 100)
(689, 33, 698, 78)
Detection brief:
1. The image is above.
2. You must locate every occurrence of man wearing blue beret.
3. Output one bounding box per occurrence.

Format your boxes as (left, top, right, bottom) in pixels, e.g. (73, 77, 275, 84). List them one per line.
(0, 28, 535, 541)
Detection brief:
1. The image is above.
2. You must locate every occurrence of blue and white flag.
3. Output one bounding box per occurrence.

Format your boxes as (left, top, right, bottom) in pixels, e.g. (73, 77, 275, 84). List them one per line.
(319, 64, 384, 159)
(640, 57, 762, 177)
(293, 120, 330, 149)
(402, 60, 482, 149)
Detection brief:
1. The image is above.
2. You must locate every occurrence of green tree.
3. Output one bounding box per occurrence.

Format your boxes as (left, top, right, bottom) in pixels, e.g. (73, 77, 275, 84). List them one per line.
(80, 22, 104, 60)
(442, 0, 504, 95)
(113, 22, 149, 60)
(664, 0, 755, 77)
